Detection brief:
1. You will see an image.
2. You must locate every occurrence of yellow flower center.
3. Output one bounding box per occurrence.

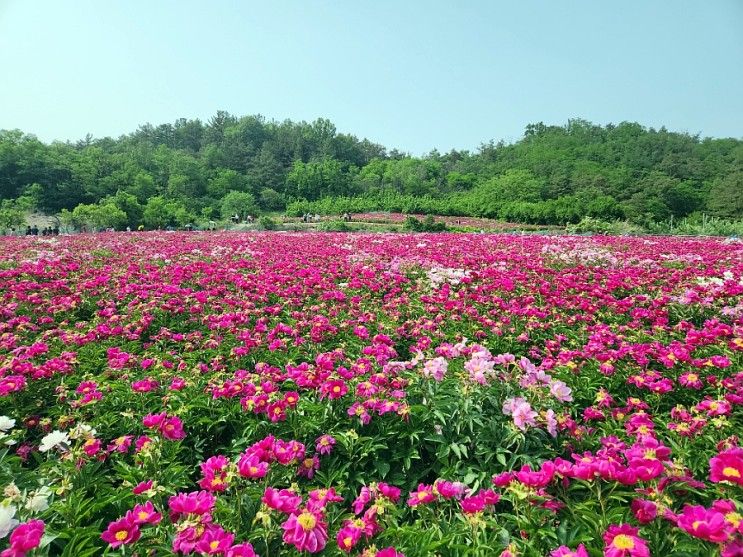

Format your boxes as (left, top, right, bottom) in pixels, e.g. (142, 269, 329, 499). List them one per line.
(644, 449, 657, 460)
(297, 511, 316, 531)
(210, 540, 220, 550)
(613, 534, 635, 549)
(723, 466, 741, 478)
(115, 530, 128, 541)
(137, 511, 149, 521)
(343, 536, 353, 548)
(725, 512, 742, 528)
(686, 373, 698, 382)
(692, 520, 702, 530)
(417, 491, 428, 500)
(333, 386, 341, 393)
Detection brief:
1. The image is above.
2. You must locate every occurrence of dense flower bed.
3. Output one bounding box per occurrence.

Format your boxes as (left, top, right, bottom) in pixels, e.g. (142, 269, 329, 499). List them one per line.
(0, 231, 742, 556)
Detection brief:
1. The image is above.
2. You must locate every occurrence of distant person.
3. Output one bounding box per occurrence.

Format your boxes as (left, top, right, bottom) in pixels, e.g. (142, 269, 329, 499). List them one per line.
(26, 225, 32, 236)
(31, 225, 39, 236)
(53, 227, 59, 235)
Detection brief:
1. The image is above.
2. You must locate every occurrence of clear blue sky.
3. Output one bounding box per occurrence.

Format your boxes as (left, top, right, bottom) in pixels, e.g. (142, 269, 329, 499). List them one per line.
(1, 0, 741, 154)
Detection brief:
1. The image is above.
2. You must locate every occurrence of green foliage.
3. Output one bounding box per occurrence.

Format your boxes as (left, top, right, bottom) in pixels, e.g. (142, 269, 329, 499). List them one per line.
(219, 191, 259, 220)
(258, 215, 277, 230)
(258, 187, 285, 210)
(0, 198, 26, 232)
(1, 116, 742, 227)
(565, 217, 645, 235)
(142, 196, 194, 229)
(404, 215, 447, 232)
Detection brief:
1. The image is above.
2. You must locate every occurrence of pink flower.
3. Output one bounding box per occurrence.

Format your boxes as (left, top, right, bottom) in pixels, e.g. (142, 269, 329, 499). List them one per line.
(161, 416, 185, 440)
(133, 480, 153, 495)
(551, 545, 589, 557)
(101, 516, 140, 548)
(107, 435, 133, 453)
(407, 484, 436, 506)
(83, 438, 101, 457)
(129, 501, 162, 525)
(710, 447, 743, 486)
(262, 487, 302, 514)
(168, 490, 216, 520)
(226, 542, 258, 557)
(434, 479, 465, 499)
(4, 520, 44, 556)
(603, 524, 649, 557)
(460, 494, 486, 514)
(237, 454, 269, 479)
(676, 505, 732, 543)
(422, 357, 448, 382)
(503, 397, 537, 431)
(281, 508, 328, 553)
(142, 412, 167, 429)
(336, 522, 363, 553)
(630, 499, 657, 524)
(321, 380, 348, 399)
(196, 525, 235, 555)
(315, 435, 336, 455)
(377, 548, 405, 557)
(298, 455, 320, 479)
(307, 487, 343, 510)
(199, 455, 230, 492)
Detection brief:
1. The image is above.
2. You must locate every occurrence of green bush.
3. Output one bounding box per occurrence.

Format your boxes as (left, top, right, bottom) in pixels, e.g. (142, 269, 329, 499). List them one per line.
(258, 215, 278, 230)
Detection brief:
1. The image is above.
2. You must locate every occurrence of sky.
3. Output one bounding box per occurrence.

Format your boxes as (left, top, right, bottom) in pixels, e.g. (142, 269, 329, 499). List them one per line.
(0, 0, 742, 154)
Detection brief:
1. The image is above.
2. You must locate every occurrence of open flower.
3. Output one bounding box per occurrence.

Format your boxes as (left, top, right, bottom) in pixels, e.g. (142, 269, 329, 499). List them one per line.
(603, 524, 649, 557)
(38, 430, 70, 452)
(101, 515, 140, 548)
(282, 508, 328, 553)
(710, 447, 743, 486)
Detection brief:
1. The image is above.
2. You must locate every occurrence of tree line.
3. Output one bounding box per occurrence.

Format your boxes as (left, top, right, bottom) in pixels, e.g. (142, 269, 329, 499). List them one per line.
(1, 114, 741, 230)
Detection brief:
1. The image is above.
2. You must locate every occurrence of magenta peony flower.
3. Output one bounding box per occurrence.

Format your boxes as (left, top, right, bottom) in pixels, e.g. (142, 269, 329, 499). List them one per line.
(603, 524, 649, 557)
(281, 508, 328, 553)
(101, 515, 140, 548)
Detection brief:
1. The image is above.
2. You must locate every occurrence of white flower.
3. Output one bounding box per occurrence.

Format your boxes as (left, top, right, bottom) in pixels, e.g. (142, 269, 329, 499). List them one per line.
(25, 486, 52, 513)
(0, 503, 18, 538)
(68, 423, 96, 440)
(0, 417, 15, 433)
(39, 430, 70, 452)
(3, 483, 21, 502)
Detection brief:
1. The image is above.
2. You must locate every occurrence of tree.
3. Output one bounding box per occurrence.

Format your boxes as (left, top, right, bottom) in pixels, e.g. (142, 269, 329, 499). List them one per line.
(707, 171, 743, 219)
(142, 196, 193, 229)
(258, 188, 285, 210)
(220, 191, 259, 220)
(207, 169, 252, 199)
(0, 199, 25, 233)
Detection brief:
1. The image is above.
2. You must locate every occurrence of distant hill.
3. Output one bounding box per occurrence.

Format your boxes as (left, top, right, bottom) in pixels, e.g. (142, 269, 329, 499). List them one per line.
(1, 115, 741, 229)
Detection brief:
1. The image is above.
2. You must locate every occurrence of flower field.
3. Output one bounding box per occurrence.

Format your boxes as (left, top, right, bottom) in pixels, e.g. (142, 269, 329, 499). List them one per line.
(1, 231, 742, 557)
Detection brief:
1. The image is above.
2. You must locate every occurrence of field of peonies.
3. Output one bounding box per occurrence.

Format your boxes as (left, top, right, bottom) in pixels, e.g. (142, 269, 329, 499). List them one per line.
(1, 231, 742, 557)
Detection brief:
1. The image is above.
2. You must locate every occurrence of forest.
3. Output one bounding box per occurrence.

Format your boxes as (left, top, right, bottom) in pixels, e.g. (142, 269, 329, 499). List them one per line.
(1, 113, 742, 230)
